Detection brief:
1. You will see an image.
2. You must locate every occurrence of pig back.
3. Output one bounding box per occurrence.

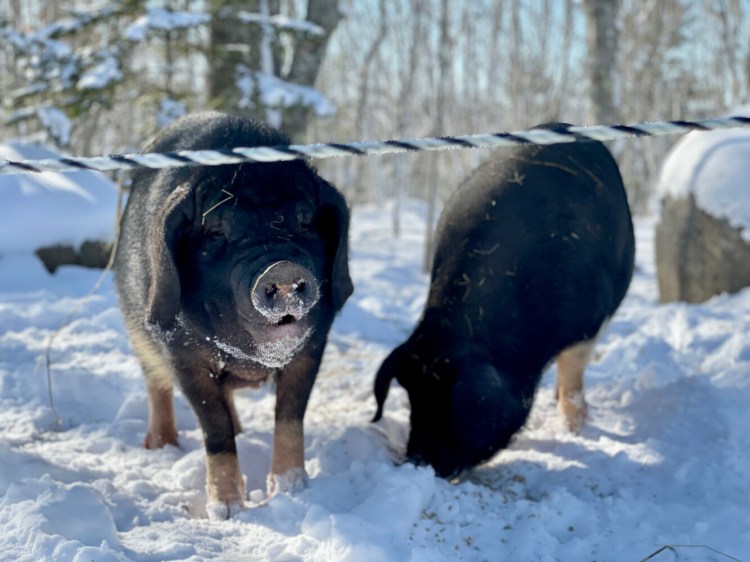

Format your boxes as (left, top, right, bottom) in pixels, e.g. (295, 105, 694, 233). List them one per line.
(427, 137, 634, 374)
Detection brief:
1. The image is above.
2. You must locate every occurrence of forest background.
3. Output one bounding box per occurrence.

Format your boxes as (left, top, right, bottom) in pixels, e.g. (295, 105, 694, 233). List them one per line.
(1, 0, 748, 248)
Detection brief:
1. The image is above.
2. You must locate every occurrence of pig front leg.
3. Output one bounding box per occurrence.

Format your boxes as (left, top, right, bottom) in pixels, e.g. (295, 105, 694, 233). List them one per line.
(268, 347, 324, 496)
(178, 366, 246, 519)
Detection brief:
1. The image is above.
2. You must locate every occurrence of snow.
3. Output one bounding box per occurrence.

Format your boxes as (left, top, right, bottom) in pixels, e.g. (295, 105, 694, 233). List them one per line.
(237, 11, 326, 36)
(76, 56, 123, 91)
(124, 6, 327, 44)
(1, 28, 72, 60)
(212, 329, 312, 369)
(42, 6, 122, 39)
(125, 9, 210, 42)
(0, 142, 118, 255)
(237, 69, 336, 117)
(35, 107, 72, 147)
(156, 99, 187, 130)
(1, 189, 749, 561)
(656, 105, 750, 239)
(42, 17, 86, 37)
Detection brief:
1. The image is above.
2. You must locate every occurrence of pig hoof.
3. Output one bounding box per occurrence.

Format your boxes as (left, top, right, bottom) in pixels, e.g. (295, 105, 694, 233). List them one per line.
(143, 431, 178, 449)
(564, 411, 586, 433)
(205, 468, 246, 520)
(206, 499, 245, 520)
(558, 392, 587, 433)
(267, 467, 309, 497)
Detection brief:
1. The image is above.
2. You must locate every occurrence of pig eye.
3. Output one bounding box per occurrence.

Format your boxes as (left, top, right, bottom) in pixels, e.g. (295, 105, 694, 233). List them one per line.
(203, 224, 226, 242)
(298, 210, 315, 232)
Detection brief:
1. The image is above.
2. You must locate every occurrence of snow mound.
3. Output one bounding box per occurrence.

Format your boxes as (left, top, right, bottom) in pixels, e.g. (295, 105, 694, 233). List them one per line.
(656, 106, 750, 235)
(0, 476, 125, 561)
(0, 142, 118, 255)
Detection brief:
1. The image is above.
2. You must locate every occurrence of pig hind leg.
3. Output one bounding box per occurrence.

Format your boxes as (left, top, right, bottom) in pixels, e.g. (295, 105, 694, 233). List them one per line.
(555, 338, 596, 433)
(130, 329, 179, 449)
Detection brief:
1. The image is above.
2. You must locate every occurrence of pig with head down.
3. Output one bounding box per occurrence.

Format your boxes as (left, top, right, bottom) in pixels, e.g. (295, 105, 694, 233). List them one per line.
(115, 112, 352, 518)
(374, 124, 635, 479)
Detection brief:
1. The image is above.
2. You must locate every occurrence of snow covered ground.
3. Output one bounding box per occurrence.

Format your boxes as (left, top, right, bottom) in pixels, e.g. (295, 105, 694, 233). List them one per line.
(1, 191, 749, 561)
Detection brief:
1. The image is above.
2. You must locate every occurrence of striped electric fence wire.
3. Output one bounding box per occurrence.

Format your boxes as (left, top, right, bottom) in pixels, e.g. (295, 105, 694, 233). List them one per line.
(1, 115, 749, 176)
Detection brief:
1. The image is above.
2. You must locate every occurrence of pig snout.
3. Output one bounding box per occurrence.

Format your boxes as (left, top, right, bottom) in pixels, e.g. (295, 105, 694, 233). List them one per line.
(251, 261, 320, 324)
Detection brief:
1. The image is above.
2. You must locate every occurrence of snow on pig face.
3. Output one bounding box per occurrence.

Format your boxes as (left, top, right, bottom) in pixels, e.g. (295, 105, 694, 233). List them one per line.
(128, 115, 354, 374)
(156, 160, 351, 369)
(201, 194, 309, 352)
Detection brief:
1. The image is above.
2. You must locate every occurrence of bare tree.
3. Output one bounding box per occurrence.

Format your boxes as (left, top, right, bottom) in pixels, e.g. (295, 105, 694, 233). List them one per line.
(282, 0, 342, 138)
(391, 0, 427, 237)
(583, 0, 620, 124)
(423, 0, 451, 273)
(705, 0, 747, 107)
(617, 0, 690, 212)
(349, 0, 387, 206)
(548, 0, 576, 119)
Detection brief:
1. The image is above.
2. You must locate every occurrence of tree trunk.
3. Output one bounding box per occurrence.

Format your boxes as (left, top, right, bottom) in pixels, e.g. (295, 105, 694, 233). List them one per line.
(392, 0, 425, 237)
(208, 0, 280, 118)
(281, 0, 342, 140)
(583, 0, 620, 124)
(423, 0, 451, 273)
(350, 0, 387, 207)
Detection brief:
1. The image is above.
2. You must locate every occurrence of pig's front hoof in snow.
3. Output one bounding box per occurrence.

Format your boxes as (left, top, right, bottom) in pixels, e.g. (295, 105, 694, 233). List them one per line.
(267, 466, 309, 497)
(205, 481, 247, 520)
(206, 498, 246, 521)
(205, 455, 247, 520)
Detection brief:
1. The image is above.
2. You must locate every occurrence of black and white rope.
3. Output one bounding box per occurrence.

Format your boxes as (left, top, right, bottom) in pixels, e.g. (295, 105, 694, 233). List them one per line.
(2, 115, 749, 176)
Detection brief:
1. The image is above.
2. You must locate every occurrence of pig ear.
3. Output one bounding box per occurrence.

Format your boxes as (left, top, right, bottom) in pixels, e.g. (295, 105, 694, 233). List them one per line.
(145, 182, 194, 331)
(318, 179, 353, 311)
(373, 351, 395, 422)
(450, 356, 526, 452)
(373, 344, 414, 422)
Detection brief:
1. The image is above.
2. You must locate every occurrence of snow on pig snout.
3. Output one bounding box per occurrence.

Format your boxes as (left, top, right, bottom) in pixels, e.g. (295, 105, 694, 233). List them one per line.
(251, 260, 321, 325)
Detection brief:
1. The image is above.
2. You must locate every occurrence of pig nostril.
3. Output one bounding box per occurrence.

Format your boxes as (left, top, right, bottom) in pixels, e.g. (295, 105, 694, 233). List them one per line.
(292, 279, 306, 293)
(266, 284, 278, 298)
(278, 314, 296, 325)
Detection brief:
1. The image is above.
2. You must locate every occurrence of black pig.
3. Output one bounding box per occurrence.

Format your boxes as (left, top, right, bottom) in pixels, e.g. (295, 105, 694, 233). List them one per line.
(373, 125, 635, 478)
(115, 112, 352, 517)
